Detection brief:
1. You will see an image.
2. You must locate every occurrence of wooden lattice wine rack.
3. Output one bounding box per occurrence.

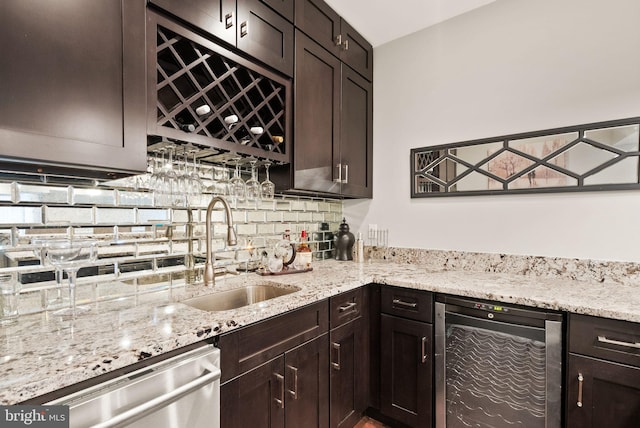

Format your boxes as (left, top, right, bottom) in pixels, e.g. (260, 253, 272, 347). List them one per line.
(148, 14, 292, 164)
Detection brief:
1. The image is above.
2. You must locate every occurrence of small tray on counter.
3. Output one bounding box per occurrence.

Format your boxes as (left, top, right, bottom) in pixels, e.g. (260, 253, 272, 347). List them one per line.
(257, 267, 313, 276)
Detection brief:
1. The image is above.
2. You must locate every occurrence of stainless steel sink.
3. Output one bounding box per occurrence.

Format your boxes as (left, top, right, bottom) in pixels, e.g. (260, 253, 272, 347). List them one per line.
(182, 283, 300, 312)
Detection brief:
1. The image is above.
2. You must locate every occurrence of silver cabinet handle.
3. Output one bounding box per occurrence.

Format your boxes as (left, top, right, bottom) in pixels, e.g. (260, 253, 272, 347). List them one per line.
(287, 365, 298, 400)
(577, 373, 584, 408)
(225, 12, 233, 29)
(338, 301, 357, 313)
(331, 342, 341, 370)
(342, 164, 349, 184)
(421, 336, 427, 363)
(274, 373, 285, 408)
(335, 34, 342, 47)
(597, 335, 640, 349)
(334, 163, 342, 183)
(343, 39, 349, 51)
(240, 21, 248, 37)
(93, 369, 220, 428)
(392, 298, 417, 309)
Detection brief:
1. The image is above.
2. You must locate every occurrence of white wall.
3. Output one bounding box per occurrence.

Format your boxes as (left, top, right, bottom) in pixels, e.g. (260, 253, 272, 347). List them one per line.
(343, 0, 640, 262)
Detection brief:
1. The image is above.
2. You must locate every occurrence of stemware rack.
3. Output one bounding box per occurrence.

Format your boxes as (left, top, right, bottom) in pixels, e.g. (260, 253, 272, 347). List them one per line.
(148, 13, 292, 165)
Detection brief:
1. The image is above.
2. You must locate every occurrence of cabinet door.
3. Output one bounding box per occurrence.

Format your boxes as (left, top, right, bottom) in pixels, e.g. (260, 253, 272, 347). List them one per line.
(330, 318, 367, 428)
(380, 314, 432, 428)
(567, 354, 640, 428)
(294, 0, 341, 58)
(0, 0, 146, 176)
(339, 20, 373, 81)
(149, 0, 236, 46)
(221, 356, 286, 428)
(260, 0, 294, 22)
(293, 31, 342, 194)
(284, 334, 329, 428)
(340, 66, 373, 198)
(237, 0, 294, 76)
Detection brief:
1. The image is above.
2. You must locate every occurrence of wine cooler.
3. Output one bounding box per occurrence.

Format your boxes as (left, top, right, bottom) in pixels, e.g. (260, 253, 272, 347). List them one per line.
(435, 295, 563, 428)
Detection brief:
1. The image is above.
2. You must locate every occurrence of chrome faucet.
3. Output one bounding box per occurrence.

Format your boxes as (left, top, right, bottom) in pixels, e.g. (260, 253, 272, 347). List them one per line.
(204, 196, 237, 286)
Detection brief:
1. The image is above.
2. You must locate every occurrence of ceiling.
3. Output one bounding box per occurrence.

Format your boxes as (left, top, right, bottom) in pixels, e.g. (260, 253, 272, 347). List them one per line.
(323, 0, 497, 47)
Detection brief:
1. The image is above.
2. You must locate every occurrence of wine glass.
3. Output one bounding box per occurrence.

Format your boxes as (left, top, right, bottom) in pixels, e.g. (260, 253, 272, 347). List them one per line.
(46, 239, 98, 317)
(261, 161, 275, 200)
(175, 147, 190, 207)
(245, 158, 261, 203)
(165, 144, 182, 207)
(229, 158, 246, 205)
(188, 147, 203, 203)
(32, 238, 65, 309)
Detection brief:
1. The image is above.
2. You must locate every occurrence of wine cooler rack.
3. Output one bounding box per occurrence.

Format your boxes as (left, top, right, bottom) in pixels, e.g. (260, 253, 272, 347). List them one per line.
(148, 13, 291, 164)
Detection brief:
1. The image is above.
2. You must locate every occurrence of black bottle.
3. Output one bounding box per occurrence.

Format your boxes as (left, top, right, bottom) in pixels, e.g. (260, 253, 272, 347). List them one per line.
(335, 218, 355, 261)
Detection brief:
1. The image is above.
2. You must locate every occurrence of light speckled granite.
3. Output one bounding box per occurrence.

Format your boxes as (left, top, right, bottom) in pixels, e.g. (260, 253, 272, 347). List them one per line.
(367, 246, 640, 285)
(2, 257, 639, 405)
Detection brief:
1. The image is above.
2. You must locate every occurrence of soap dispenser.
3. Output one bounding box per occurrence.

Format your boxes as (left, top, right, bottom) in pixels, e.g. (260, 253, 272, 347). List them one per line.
(335, 218, 355, 261)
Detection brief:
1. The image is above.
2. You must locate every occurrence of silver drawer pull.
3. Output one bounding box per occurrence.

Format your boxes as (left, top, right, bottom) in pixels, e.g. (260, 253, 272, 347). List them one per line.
(287, 365, 298, 400)
(338, 302, 357, 313)
(331, 342, 341, 370)
(393, 298, 417, 309)
(577, 373, 584, 408)
(274, 373, 285, 408)
(597, 335, 640, 349)
(421, 336, 427, 363)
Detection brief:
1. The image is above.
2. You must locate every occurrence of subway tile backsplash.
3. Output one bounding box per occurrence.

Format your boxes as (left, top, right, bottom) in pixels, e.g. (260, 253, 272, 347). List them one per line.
(0, 171, 341, 316)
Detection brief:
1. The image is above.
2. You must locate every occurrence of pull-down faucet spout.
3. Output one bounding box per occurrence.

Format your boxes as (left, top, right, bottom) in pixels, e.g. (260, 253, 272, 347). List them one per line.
(204, 196, 237, 286)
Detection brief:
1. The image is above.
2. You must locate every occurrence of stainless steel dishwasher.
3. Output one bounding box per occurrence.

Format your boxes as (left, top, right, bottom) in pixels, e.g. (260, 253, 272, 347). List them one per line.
(435, 295, 562, 428)
(48, 344, 220, 428)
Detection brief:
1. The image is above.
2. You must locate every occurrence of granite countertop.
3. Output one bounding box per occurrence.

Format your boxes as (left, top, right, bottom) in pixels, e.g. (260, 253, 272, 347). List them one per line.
(1, 259, 639, 405)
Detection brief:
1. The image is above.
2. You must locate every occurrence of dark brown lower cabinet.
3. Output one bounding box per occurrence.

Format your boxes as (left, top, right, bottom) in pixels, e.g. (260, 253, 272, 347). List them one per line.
(330, 317, 366, 428)
(380, 314, 432, 428)
(221, 334, 329, 428)
(566, 354, 640, 428)
(221, 357, 284, 428)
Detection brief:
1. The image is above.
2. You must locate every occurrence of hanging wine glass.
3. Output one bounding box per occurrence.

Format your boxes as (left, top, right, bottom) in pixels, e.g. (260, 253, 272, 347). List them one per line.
(261, 161, 275, 200)
(46, 239, 98, 317)
(188, 147, 203, 204)
(165, 144, 182, 207)
(229, 158, 246, 205)
(245, 158, 261, 203)
(176, 147, 190, 207)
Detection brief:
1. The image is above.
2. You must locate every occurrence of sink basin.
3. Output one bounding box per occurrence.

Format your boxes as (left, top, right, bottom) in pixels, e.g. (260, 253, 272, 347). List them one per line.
(182, 283, 300, 312)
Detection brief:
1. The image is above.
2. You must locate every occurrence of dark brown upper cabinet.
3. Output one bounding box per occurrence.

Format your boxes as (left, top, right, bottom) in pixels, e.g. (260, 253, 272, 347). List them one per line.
(260, 0, 294, 22)
(282, 31, 372, 197)
(237, 0, 294, 77)
(147, 10, 292, 163)
(149, 0, 294, 77)
(148, 0, 237, 46)
(295, 0, 373, 81)
(0, 0, 147, 177)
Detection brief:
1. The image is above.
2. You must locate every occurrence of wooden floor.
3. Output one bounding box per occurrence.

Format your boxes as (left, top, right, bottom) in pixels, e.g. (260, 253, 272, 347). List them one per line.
(353, 416, 390, 428)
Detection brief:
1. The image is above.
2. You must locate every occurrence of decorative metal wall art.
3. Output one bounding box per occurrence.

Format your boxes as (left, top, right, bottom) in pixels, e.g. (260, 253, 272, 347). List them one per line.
(411, 117, 640, 197)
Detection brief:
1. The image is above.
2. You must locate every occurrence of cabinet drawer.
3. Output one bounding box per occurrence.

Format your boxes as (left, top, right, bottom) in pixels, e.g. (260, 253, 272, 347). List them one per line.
(569, 314, 640, 368)
(330, 288, 363, 329)
(218, 300, 329, 382)
(381, 286, 432, 323)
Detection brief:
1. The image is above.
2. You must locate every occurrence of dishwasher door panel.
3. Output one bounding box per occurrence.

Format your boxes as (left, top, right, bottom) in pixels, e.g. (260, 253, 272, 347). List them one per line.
(49, 345, 220, 428)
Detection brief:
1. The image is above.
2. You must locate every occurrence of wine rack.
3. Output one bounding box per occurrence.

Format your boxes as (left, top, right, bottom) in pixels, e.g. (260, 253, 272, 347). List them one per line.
(148, 12, 291, 164)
